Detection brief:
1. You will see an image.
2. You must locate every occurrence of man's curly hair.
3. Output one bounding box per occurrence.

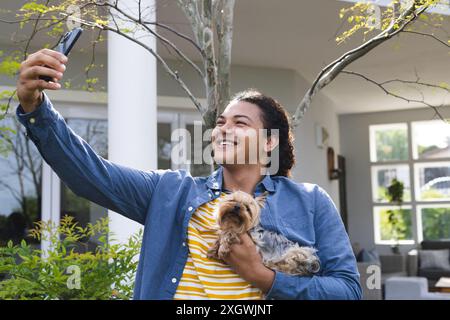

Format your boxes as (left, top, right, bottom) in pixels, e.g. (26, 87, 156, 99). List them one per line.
(231, 89, 296, 178)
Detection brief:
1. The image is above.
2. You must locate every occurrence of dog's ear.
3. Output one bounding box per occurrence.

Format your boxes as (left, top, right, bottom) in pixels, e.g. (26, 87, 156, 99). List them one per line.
(255, 191, 269, 209)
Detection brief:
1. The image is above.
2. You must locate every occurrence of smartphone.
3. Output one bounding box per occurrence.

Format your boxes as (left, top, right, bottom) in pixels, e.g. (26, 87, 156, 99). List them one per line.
(39, 27, 83, 82)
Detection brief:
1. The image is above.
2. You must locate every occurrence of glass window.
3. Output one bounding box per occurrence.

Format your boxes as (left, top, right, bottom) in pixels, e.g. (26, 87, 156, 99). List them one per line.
(0, 117, 42, 247)
(374, 206, 413, 243)
(371, 165, 411, 203)
(412, 120, 450, 160)
(419, 205, 450, 241)
(60, 118, 108, 252)
(157, 122, 172, 170)
(186, 123, 213, 177)
(370, 123, 408, 162)
(415, 162, 450, 201)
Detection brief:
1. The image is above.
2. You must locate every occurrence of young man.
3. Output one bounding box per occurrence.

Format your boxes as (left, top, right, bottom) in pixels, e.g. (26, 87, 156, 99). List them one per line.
(15, 49, 362, 300)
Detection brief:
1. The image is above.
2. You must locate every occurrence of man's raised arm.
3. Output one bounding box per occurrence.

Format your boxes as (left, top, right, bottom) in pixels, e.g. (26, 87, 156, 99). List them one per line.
(15, 49, 162, 225)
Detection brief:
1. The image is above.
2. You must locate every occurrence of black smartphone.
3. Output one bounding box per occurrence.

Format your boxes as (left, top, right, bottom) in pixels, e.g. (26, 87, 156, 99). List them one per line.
(39, 27, 83, 82)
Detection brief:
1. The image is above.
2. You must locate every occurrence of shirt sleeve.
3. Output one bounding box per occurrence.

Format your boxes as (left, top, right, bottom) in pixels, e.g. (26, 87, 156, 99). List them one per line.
(16, 92, 163, 225)
(265, 186, 362, 300)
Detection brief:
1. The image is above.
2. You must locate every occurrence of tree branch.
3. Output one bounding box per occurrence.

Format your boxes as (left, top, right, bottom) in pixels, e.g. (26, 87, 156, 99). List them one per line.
(23, 0, 51, 61)
(0, 180, 22, 204)
(292, 0, 431, 126)
(53, 8, 206, 115)
(2, 90, 17, 117)
(341, 70, 447, 122)
(84, 28, 103, 91)
(104, 23, 206, 114)
(401, 30, 450, 48)
(145, 21, 204, 55)
(103, 2, 204, 78)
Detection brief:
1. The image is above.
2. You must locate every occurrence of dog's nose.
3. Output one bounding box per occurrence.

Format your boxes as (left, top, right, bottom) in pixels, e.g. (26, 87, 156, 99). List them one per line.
(233, 204, 240, 212)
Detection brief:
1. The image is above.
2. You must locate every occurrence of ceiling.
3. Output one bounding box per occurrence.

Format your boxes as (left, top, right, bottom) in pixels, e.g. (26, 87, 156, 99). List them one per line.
(1, 0, 449, 115)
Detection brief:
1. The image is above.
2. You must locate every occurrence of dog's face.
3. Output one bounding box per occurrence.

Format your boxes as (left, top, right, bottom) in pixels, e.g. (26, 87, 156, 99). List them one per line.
(217, 191, 267, 233)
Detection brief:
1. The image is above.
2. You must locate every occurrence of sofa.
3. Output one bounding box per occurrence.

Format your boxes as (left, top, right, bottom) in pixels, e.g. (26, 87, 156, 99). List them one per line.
(407, 240, 450, 287)
(385, 276, 450, 300)
(379, 254, 407, 281)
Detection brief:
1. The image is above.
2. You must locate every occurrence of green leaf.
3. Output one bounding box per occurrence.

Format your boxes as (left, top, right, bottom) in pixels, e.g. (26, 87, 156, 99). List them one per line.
(20, 2, 49, 14)
(0, 57, 21, 76)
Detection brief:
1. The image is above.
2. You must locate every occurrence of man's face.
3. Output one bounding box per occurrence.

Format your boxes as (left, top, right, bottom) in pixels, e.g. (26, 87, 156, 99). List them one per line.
(211, 100, 268, 166)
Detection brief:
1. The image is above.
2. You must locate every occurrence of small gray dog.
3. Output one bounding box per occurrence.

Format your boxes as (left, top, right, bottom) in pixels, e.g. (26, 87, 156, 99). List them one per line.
(207, 190, 320, 276)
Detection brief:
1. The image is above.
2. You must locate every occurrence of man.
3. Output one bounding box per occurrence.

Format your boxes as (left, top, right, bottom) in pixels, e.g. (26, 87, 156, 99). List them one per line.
(15, 49, 362, 300)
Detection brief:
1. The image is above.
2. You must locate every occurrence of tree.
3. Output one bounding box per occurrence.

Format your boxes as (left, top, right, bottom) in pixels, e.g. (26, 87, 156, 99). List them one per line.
(0, 0, 234, 129)
(1, 0, 449, 130)
(293, 0, 450, 125)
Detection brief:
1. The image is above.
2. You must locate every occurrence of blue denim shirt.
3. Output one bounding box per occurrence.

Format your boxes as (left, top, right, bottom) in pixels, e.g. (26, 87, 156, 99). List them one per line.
(16, 92, 362, 300)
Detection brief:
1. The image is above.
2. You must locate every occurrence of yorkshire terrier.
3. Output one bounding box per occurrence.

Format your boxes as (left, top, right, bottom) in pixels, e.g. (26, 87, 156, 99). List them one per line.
(207, 190, 321, 276)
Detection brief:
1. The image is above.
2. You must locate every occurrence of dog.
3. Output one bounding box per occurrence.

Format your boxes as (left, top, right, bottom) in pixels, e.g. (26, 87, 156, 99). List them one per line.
(207, 190, 320, 276)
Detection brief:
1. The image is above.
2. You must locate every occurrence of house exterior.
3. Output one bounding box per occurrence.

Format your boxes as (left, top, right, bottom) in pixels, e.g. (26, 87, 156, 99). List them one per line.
(1, 0, 450, 291)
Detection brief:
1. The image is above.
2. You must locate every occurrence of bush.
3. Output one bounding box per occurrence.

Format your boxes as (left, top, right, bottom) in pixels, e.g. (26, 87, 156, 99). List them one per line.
(0, 215, 142, 300)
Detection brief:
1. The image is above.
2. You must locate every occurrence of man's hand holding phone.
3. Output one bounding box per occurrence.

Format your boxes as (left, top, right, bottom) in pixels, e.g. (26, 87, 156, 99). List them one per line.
(17, 27, 82, 113)
(17, 49, 68, 113)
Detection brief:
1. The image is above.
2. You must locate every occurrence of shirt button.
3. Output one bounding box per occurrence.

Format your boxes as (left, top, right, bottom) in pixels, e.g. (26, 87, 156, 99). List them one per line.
(188, 206, 193, 212)
(29, 118, 36, 124)
(171, 278, 177, 283)
(182, 242, 186, 247)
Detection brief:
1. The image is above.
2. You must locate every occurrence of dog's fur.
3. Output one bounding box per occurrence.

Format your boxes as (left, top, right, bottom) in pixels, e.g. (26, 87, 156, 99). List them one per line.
(207, 190, 320, 276)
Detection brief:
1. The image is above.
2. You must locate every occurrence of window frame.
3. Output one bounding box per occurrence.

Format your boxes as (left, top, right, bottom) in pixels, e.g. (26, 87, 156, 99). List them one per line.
(370, 120, 450, 246)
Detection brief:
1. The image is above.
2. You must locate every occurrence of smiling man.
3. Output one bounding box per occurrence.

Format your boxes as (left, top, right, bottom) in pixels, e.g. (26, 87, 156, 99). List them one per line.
(15, 49, 362, 300)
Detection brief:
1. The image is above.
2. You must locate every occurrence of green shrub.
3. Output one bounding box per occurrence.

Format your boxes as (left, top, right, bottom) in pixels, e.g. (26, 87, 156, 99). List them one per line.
(0, 215, 142, 300)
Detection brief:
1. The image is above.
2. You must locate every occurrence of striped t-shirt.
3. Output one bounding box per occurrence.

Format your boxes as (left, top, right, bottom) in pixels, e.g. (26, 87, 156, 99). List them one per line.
(173, 192, 263, 300)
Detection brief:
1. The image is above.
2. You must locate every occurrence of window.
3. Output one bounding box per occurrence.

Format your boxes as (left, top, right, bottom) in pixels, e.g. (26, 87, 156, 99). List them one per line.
(157, 122, 173, 170)
(157, 113, 211, 176)
(374, 206, 413, 244)
(414, 162, 450, 201)
(412, 120, 450, 160)
(60, 118, 108, 251)
(370, 123, 408, 162)
(186, 122, 213, 177)
(370, 120, 450, 245)
(371, 164, 411, 202)
(0, 116, 42, 247)
(417, 205, 450, 241)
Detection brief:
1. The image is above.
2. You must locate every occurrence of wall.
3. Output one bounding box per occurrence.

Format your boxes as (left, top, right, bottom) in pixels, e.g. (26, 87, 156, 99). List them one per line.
(291, 74, 341, 207)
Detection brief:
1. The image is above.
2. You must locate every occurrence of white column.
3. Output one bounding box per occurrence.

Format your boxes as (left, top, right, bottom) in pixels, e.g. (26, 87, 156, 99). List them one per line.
(107, 0, 157, 245)
(40, 162, 60, 257)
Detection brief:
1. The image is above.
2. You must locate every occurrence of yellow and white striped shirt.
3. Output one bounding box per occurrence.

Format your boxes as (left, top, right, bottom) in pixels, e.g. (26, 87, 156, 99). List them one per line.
(174, 192, 263, 300)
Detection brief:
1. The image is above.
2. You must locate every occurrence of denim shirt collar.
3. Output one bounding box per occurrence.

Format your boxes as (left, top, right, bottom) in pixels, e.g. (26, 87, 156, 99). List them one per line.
(206, 165, 275, 193)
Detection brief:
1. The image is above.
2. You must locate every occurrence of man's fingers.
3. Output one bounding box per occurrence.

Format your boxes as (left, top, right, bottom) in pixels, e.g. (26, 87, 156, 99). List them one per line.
(38, 48, 67, 63)
(21, 53, 66, 74)
(20, 65, 63, 82)
(31, 79, 61, 91)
